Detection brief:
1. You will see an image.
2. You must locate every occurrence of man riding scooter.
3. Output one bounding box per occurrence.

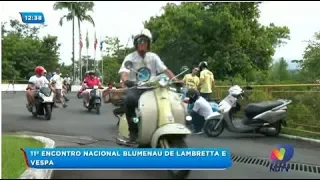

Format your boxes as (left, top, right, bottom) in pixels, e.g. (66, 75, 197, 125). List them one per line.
(26, 66, 54, 112)
(81, 71, 104, 107)
(119, 28, 176, 143)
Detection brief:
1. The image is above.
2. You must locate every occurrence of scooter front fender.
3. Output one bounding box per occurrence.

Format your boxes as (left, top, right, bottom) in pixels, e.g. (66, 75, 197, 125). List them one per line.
(151, 123, 191, 148)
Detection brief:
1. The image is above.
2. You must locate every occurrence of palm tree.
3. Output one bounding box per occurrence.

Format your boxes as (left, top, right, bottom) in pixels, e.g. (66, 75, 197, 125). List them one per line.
(53, 2, 76, 81)
(74, 2, 95, 80)
(53, 2, 95, 81)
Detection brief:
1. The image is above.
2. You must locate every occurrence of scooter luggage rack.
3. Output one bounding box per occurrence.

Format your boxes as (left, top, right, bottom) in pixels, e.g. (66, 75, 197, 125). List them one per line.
(271, 99, 292, 111)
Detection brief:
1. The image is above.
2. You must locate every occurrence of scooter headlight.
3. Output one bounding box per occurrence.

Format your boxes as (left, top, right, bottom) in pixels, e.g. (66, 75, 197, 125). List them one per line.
(186, 115, 192, 121)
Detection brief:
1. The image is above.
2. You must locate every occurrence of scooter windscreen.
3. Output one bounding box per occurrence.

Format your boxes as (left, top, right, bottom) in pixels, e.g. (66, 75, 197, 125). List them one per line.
(136, 67, 151, 82)
(39, 87, 52, 97)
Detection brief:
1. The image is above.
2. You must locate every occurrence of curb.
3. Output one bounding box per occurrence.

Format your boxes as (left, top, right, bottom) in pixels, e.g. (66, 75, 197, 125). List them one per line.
(279, 134, 320, 144)
(18, 135, 55, 179)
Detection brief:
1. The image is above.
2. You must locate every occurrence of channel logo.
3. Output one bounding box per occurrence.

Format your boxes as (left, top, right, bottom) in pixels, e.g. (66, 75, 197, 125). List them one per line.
(269, 144, 294, 172)
(270, 144, 294, 163)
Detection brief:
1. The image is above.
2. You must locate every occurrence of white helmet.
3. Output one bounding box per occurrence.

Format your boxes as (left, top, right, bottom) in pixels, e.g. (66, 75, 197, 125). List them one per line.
(133, 28, 152, 49)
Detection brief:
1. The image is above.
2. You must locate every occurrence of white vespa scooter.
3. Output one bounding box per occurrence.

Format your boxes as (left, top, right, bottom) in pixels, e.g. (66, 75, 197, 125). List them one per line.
(203, 85, 292, 137)
(28, 86, 55, 120)
(116, 61, 192, 179)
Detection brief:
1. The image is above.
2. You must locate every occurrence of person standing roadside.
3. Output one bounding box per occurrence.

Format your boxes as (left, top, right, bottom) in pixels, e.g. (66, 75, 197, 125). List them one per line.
(50, 68, 67, 108)
(183, 66, 200, 89)
(198, 61, 215, 101)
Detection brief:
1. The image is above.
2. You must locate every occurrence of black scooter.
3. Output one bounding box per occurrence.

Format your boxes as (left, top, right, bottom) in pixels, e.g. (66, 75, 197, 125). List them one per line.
(83, 86, 103, 114)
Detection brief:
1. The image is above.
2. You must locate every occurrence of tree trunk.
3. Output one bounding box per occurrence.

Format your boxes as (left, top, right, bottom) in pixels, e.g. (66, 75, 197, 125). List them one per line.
(78, 19, 82, 81)
(72, 16, 75, 83)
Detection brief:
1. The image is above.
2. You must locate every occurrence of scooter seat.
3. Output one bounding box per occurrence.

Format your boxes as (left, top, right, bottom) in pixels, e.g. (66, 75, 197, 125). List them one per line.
(245, 101, 283, 118)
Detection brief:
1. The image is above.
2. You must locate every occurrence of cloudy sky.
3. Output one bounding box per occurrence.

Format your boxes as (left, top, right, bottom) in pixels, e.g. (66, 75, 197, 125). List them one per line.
(2, 1, 320, 69)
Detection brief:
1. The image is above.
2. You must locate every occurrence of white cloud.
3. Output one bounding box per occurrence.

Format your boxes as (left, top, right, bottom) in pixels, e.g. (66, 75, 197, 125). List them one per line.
(2, 1, 320, 68)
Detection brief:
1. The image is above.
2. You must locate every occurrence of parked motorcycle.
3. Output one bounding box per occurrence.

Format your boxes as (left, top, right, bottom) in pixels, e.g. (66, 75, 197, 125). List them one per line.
(27, 86, 54, 120)
(116, 61, 191, 179)
(203, 84, 292, 137)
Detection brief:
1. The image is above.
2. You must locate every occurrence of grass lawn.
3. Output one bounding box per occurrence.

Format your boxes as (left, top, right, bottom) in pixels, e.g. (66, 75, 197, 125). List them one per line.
(282, 128, 320, 140)
(2, 135, 45, 179)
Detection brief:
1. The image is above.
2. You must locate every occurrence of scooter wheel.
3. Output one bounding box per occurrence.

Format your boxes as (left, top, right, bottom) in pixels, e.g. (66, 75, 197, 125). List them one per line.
(203, 119, 224, 137)
(44, 104, 52, 120)
(264, 121, 281, 137)
(158, 137, 190, 179)
(96, 103, 101, 115)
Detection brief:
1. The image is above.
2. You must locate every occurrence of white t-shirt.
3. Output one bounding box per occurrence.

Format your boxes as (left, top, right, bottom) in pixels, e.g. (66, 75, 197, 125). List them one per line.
(193, 96, 214, 120)
(28, 75, 49, 88)
(118, 51, 168, 81)
(64, 77, 71, 84)
(50, 74, 63, 89)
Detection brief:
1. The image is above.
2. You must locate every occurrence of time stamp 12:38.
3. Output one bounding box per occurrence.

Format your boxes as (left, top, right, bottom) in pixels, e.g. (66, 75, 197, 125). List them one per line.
(19, 12, 45, 24)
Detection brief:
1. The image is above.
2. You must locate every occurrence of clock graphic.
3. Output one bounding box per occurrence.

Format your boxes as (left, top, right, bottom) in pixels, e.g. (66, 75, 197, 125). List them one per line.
(19, 12, 45, 24)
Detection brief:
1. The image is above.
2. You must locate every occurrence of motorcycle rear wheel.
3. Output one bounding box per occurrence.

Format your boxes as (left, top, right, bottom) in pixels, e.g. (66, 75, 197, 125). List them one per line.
(264, 121, 281, 137)
(158, 136, 190, 179)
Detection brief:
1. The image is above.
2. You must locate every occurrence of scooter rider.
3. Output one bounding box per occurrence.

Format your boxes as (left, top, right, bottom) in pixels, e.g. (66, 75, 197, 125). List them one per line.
(26, 66, 54, 112)
(186, 88, 214, 134)
(119, 28, 176, 143)
(81, 71, 103, 107)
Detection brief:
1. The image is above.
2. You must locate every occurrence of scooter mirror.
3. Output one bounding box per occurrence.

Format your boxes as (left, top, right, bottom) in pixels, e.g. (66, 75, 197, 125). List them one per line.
(124, 61, 133, 69)
(180, 66, 189, 72)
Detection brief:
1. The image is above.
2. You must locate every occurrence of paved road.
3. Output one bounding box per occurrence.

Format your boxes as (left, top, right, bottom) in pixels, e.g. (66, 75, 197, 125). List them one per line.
(2, 92, 320, 179)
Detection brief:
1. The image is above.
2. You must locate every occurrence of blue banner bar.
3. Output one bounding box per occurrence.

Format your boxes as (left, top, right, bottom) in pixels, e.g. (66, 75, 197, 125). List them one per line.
(22, 148, 232, 170)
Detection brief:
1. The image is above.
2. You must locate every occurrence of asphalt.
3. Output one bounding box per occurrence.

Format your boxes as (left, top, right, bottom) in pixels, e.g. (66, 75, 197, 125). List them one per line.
(2, 92, 320, 179)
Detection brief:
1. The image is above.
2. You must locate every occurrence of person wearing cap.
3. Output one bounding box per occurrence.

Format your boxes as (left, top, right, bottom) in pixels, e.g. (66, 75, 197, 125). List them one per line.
(26, 66, 54, 112)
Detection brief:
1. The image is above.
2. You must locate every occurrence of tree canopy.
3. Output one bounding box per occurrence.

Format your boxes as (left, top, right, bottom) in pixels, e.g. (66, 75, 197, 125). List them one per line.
(2, 19, 60, 80)
(2, 2, 320, 85)
(144, 2, 290, 80)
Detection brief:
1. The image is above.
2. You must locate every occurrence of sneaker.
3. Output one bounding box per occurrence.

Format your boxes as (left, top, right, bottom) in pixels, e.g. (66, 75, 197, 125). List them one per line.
(193, 131, 203, 135)
(63, 104, 68, 108)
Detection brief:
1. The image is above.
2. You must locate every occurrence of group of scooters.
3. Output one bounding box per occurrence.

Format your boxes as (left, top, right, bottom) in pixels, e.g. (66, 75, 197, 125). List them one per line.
(27, 83, 104, 120)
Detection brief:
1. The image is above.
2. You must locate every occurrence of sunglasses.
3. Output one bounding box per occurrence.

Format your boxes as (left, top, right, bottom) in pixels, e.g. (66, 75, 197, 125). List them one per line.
(136, 37, 149, 44)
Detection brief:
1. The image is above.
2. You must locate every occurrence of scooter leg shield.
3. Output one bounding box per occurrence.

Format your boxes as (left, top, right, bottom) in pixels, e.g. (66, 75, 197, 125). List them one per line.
(151, 123, 191, 148)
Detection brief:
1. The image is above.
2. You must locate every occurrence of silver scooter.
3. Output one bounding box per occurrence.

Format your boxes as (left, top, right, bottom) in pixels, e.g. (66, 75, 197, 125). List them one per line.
(203, 85, 292, 137)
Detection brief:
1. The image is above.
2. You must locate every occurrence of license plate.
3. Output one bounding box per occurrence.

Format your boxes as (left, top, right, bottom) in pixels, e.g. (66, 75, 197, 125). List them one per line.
(95, 99, 101, 103)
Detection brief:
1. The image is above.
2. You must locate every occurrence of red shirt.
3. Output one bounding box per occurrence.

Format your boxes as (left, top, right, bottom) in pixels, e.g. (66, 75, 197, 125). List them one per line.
(84, 77, 101, 88)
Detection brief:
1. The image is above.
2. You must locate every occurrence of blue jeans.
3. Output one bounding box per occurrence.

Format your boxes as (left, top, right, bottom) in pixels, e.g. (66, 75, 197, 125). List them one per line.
(190, 111, 205, 132)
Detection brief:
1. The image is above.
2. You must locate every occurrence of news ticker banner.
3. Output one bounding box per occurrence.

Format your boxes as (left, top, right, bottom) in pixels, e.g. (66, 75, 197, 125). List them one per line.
(21, 148, 232, 170)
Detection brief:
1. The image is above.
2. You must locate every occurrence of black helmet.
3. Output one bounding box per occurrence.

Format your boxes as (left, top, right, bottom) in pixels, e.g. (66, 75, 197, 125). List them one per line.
(186, 88, 200, 104)
(199, 61, 208, 71)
